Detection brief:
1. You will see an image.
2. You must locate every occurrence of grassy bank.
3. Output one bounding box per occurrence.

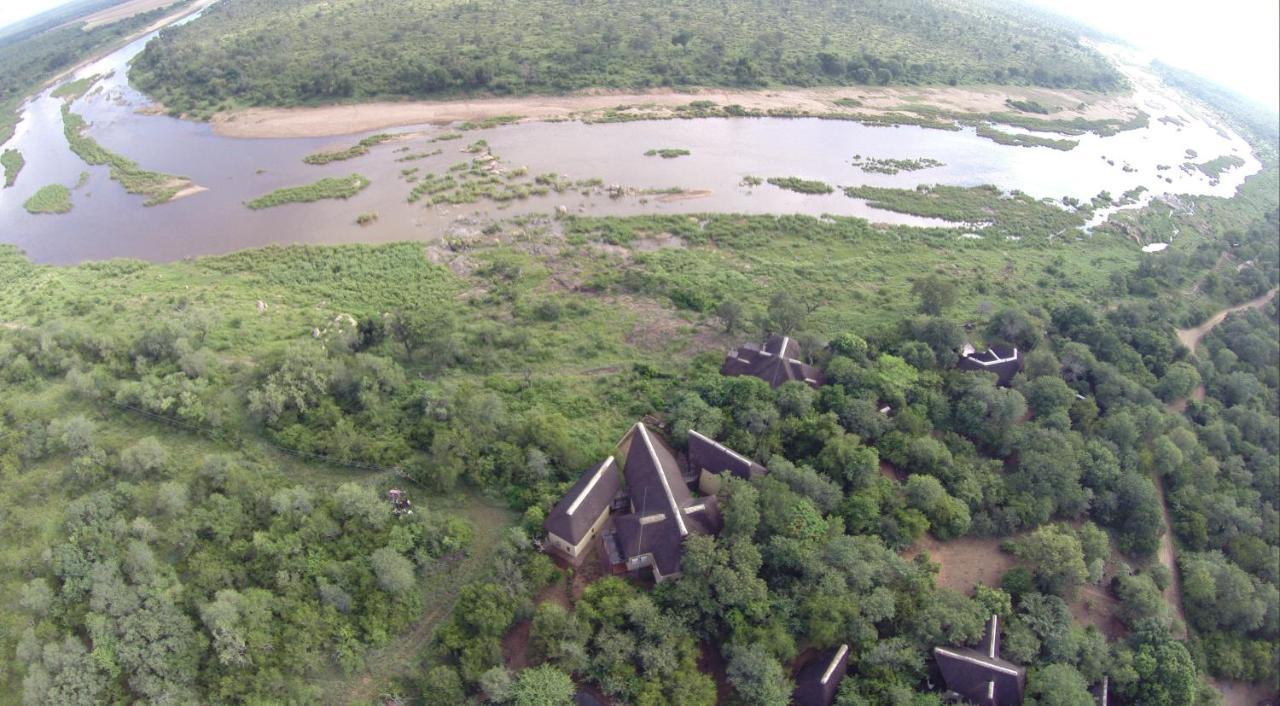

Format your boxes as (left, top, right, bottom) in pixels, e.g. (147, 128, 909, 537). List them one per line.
(303, 133, 395, 165)
(246, 174, 371, 209)
(0, 149, 22, 187)
(843, 183, 1087, 238)
(60, 106, 192, 205)
(975, 124, 1078, 150)
(22, 183, 71, 214)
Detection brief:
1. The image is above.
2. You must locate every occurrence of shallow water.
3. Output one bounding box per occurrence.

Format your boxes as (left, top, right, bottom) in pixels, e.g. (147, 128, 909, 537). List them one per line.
(0, 17, 1260, 264)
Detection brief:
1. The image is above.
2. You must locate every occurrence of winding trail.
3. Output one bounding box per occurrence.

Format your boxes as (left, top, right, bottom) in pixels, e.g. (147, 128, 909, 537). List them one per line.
(1175, 287, 1278, 355)
(1152, 472, 1188, 639)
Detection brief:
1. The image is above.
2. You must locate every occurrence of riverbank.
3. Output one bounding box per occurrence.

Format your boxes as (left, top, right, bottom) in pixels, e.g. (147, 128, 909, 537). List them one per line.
(210, 84, 1140, 139)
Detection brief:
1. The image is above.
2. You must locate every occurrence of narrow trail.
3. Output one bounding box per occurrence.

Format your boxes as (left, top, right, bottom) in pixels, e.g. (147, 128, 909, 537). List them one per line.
(1175, 287, 1278, 355)
(1151, 473, 1188, 639)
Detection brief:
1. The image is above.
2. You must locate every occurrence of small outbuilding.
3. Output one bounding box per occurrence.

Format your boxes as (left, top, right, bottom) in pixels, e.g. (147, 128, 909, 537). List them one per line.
(934, 614, 1025, 706)
(793, 644, 850, 706)
(721, 334, 824, 389)
(543, 457, 621, 565)
(957, 344, 1023, 387)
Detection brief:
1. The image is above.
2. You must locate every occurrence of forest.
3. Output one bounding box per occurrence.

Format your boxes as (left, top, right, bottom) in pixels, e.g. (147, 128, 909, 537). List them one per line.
(128, 0, 1124, 116)
(0, 128, 1275, 703)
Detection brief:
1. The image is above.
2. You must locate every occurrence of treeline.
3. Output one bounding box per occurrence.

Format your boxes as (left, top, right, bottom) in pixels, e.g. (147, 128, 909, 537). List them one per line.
(129, 0, 1123, 116)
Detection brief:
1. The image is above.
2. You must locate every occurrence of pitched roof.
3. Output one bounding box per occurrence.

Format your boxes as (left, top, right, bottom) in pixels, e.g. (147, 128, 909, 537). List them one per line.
(793, 644, 850, 706)
(934, 615, 1025, 706)
(687, 430, 767, 480)
(721, 335, 825, 389)
(543, 457, 620, 543)
(957, 345, 1022, 387)
(612, 423, 722, 577)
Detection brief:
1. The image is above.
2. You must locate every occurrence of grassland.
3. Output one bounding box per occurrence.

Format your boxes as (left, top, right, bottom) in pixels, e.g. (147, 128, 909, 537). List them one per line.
(129, 0, 1123, 118)
(302, 133, 395, 165)
(22, 183, 72, 214)
(766, 176, 834, 194)
(843, 183, 1087, 238)
(0, 149, 22, 187)
(644, 148, 691, 159)
(246, 174, 371, 209)
(60, 106, 193, 205)
(975, 124, 1078, 150)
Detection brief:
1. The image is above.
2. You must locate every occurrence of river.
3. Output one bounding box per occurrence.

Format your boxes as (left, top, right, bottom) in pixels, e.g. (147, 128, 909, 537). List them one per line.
(0, 13, 1261, 264)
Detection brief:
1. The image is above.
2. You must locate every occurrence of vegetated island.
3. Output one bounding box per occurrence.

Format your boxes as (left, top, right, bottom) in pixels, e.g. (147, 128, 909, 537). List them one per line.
(975, 124, 1078, 150)
(61, 106, 195, 205)
(851, 155, 945, 174)
(1, 148, 24, 187)
(22, 183, 72, 214)
(644, 148, 691, 159)
(246, 174, 371, 209)
(843, 183, 1088, 238)
(303, 133, 395, 165)
(767, 176, 834, 194)
(1188, 154, 1246, 181)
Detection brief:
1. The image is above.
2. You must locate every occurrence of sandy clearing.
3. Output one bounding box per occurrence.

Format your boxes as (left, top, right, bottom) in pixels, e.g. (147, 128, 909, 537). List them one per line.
(1175, 287, 1277, 354)
(82, 0, 184, 30)
(1213, 679, 1279, 706)
(907, 534, 1016, 594)
(211, 84, 1140, 139)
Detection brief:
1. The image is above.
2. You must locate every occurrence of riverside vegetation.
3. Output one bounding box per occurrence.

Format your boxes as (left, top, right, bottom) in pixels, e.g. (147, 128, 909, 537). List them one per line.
(129, 0, 1122, 117)
(21, 183, 72, 214)
(0, 149, 22, 187)
(246, 174, 372, 209)
(60, 105, 193, 206)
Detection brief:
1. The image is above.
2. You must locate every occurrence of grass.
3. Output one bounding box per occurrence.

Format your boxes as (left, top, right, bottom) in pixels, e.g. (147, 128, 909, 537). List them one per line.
(850, 155, 944, 174)
(975, 124, 1078, 150)
(404, 143, 605, 206)
(303, 133, 395, 165)
(356, 211, 379, 225)
(458, 115, 522, 131)
(0, 149, 22, 187)
(22, 183, 72, 214)
(246, 174, 371, 209)
(644, 148, 691, 159)
(1004, 98, 1053, 114)
(60, 106, 191, 205)
(767, 176, 834, 194)
(1191, 155, 1246, 180)
(50, 71, 110, 102)
(843, 183, 1087, 238)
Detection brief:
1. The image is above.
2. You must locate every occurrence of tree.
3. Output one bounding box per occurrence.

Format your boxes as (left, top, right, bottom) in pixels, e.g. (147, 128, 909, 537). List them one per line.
(912, 275, 957, 315)
(510, 665, 575, 706)
(1010, 525, 1088, 597)
(119, 436, 169, 478)
(764, 292, 807, 335)
(421, 665, 466, 706)
(371, 547, 416, 595)
(986, 308, 1042, 350)
(1025, 664, 1094, 706)
(727, 644, 793, 706)
(717, 300, 745, 333)
(1022, 376, 1075, 420)
(1119, 625, 1197, 706)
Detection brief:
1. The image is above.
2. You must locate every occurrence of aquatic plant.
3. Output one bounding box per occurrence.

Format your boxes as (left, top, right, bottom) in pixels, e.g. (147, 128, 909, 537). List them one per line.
(303, 133, 394, 165)
(246, 174, 371, 209)
(767, 177, 834, 195)
(644, 148, 691, 159)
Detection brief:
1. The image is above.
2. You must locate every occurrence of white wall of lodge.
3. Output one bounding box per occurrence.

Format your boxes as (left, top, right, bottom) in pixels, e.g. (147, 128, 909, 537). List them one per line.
(546, 502, 612, 563)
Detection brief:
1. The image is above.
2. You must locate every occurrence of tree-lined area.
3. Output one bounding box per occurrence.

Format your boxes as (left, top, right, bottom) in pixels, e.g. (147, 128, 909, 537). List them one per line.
(0, 144, 1275, 701)
(128, 0, 1124, 117)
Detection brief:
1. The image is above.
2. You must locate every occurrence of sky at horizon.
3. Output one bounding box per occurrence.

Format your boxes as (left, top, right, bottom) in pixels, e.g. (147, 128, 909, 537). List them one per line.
(2, 0, 1277, 110)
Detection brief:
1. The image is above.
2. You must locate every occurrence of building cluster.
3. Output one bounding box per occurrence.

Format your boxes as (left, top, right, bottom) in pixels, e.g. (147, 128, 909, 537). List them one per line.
(541, 333, 1028, 704)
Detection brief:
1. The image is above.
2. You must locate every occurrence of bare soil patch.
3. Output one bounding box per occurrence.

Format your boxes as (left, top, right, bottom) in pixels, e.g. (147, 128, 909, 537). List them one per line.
(907, 534, 1015, 594)
(1175, 288, 1277, 355)
(211, 85, 1139, 139)
(1152, 473, 1189, 639)
(1213, 679, 1279, 706)
(82, 0, 183, 29)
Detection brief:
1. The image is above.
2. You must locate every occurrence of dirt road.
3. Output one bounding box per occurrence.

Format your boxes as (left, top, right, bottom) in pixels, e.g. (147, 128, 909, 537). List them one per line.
(1175, 288, 1278, 355)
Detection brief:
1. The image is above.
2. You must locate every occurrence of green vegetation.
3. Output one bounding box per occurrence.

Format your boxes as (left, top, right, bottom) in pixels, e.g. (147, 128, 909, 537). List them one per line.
(851, 154, 945, 174)
(246, 174, 371, 209)
(0, 148, 22, 187)
(21, 183, 72, 214)
(0, 3, 186, 144)
(302, 133, 395, 165)
(458, 115, 522, 131)
(740, 175, 763, 187)
(767, 176, 834, 194)
(1005, 98, 1053, 114)
(60, 107, 192, 205)
(644, 148, 691, 159)
(130, 0, 1121, 116)
(844, 183, 1087, 238)
(1190, 154, 1246, 180)
(49, 71, 110, 103)
(356, 212, 378, 226)
(976, 124, 1078, 151)
(404, 142, 607, 206)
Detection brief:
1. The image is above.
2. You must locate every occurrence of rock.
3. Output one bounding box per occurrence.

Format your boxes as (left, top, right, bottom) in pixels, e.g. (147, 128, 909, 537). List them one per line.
(556, 205, 568, 216)
(256, 300, 268, 313)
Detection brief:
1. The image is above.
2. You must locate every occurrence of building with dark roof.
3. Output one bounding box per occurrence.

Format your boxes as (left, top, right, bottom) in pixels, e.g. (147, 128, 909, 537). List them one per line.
(721, 334, 824, 389)
(957, 344, 1023, 387)
(688, 429, 768, 495)
(543, 423, 723, 583)
(934, 614, 1026, 706)
(793, 644, 850, 706)
(543, 457, 621, 565)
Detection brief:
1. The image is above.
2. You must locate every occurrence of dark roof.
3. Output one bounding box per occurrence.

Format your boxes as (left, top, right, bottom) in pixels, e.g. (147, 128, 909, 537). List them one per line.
(957, 345, 1022, 387)
(934, 615, 1025, 706)
(721, 334, 825, 389)
(688, 430, 767, 480)
(543, 457, 620, 544)
(612, 423, 722, 577)
(793, 644, 850, 706)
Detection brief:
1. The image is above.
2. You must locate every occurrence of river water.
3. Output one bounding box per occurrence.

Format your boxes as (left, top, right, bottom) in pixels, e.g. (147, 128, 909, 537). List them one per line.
(0, 14, 1260, 264)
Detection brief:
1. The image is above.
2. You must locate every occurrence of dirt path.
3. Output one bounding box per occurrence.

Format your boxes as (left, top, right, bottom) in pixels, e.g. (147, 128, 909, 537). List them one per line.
(331, 495, 516, 704)
(210, 84, 1138, 139)
(1152, 473, 1189, 639)
(1175, 288, 1278, 355)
